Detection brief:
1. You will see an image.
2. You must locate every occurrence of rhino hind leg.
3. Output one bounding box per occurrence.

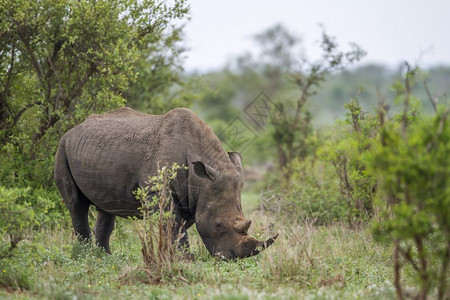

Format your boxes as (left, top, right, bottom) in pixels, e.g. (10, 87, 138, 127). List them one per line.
(93, 209, 115, 254)
(59, 181, 91, 242)
(69, 196, 91, 242)
(55, 146, 91, 242)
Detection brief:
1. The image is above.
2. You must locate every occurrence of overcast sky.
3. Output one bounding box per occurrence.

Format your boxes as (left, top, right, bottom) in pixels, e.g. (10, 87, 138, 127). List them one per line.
(182, 0, 450, 71)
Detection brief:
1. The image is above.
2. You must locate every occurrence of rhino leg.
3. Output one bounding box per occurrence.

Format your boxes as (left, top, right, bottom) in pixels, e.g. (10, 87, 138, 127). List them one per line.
(69, 195, 91, 242)
(173, 217, 195, 261)
(172, 204, 196, 261)
(94, 209, 116, 254)
(55, 145, 91, 242)
(172, 203, 193, 250)
(60, 181, 91, 242)
(176, 222, 189, 249)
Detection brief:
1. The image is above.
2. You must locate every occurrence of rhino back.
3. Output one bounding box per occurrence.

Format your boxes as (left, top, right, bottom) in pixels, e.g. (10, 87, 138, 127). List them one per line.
(62, 108, 178, 216)
(59, 107, 230, 217)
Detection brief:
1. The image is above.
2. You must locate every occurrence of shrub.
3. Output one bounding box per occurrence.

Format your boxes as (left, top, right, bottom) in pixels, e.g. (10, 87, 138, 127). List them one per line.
(133, 163, 186, 282)
(319, 94, 377, 226)
(368, 67, 450, 299)
(0, 186, 67, 256)
(0, 187, 36, 252)
(369, 107, 450, 300)
(265, 94, 379, 226)
(0, 256, 34, 290)
(261, 158, 347, 225)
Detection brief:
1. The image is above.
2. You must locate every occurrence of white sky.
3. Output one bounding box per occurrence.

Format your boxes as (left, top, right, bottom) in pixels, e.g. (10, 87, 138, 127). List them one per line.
(182, 0, 450, 71)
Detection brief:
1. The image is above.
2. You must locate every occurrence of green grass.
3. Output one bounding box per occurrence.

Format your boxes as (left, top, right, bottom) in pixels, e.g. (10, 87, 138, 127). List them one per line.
(0, 195, 397, 299)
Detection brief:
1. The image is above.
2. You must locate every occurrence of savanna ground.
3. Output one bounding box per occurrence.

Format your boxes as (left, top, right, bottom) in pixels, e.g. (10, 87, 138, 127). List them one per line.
(0, 190, 398, 300)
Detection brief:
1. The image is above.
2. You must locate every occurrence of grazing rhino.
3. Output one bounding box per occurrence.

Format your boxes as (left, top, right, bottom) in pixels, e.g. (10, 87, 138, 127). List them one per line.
(54, 107, 277, 259)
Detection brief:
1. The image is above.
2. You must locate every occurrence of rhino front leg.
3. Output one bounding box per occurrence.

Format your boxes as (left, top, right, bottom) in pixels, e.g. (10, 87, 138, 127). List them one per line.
(94, 209, 116, 254)
(173, 211, 195, 260)
(172, 204, 192, 249)
(176, 222, 189, 249)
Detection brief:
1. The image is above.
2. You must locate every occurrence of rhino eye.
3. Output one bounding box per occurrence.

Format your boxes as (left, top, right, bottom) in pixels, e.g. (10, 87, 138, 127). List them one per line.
(215, 222, 225, 232)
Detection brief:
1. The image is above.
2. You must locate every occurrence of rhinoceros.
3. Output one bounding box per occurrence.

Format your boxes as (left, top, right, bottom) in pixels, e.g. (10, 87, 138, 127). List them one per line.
(54, 107, 277, 259)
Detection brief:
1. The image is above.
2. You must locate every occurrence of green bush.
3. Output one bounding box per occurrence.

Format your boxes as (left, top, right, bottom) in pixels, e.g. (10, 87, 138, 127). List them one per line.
(264, 94, 379, 226)
(318, 95, 377, 226)
(368, 107, 450, 299)
(0, 187, 36, 251)
(262, 158, 347, 225)
(31, 188, 67, 228)
(0, 186, 67, 254)
(0, 256, 34, 290)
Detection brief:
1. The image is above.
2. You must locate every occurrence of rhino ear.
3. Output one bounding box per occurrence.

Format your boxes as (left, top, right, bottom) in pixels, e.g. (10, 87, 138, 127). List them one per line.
(192, 161, 220, 182)
(228, 152, 243, 172)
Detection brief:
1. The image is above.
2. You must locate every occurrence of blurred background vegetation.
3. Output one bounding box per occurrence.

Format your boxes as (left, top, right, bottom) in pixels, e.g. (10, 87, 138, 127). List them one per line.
(1, 0, 449, 298)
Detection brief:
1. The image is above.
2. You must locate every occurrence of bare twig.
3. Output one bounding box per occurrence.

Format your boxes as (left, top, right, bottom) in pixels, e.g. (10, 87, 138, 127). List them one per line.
(436, 108, 450, 138)
(423, 80, 438, 113)
(178, 269, 189, 284)
(398, 245, 420, 272)
(12, 102, 42, 127)
(290, 225, 315, 268)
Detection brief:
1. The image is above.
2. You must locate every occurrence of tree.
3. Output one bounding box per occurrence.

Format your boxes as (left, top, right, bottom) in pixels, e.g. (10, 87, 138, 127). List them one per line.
(125, 23, 199, 115)
(262, 26, 365, 183)
(0, 0, 189, 186)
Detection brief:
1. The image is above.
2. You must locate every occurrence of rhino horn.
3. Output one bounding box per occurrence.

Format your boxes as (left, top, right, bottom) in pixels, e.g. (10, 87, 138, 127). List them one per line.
(239, 233, 279, 258)
(233, 218, 251, 233)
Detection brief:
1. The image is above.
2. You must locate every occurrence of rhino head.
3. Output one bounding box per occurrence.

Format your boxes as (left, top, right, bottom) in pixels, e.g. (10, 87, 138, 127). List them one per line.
(191, 152, 278, 260)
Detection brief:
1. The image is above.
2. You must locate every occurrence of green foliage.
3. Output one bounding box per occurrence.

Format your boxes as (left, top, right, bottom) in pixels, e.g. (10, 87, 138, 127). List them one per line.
(268, 93, 378, 226)
(0, 187, 66, 254)
(0, 132, 56, 188)
(0, 256, 35, 290)
(304, 65, 449, 298)
(368, 106, 450, 299)
(126, 18, 201, 114)
(319, 94, 377, 226)
(193, 71, 241, 123)
(263, 159, 347, 225)
(0, 0, 189, 187)
(0, 187, 35, 252)
(316, 66, 450, 298)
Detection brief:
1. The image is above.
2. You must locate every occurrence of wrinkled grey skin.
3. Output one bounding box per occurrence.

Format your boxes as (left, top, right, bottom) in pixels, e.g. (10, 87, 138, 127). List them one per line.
(54, 107, 277, 259)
